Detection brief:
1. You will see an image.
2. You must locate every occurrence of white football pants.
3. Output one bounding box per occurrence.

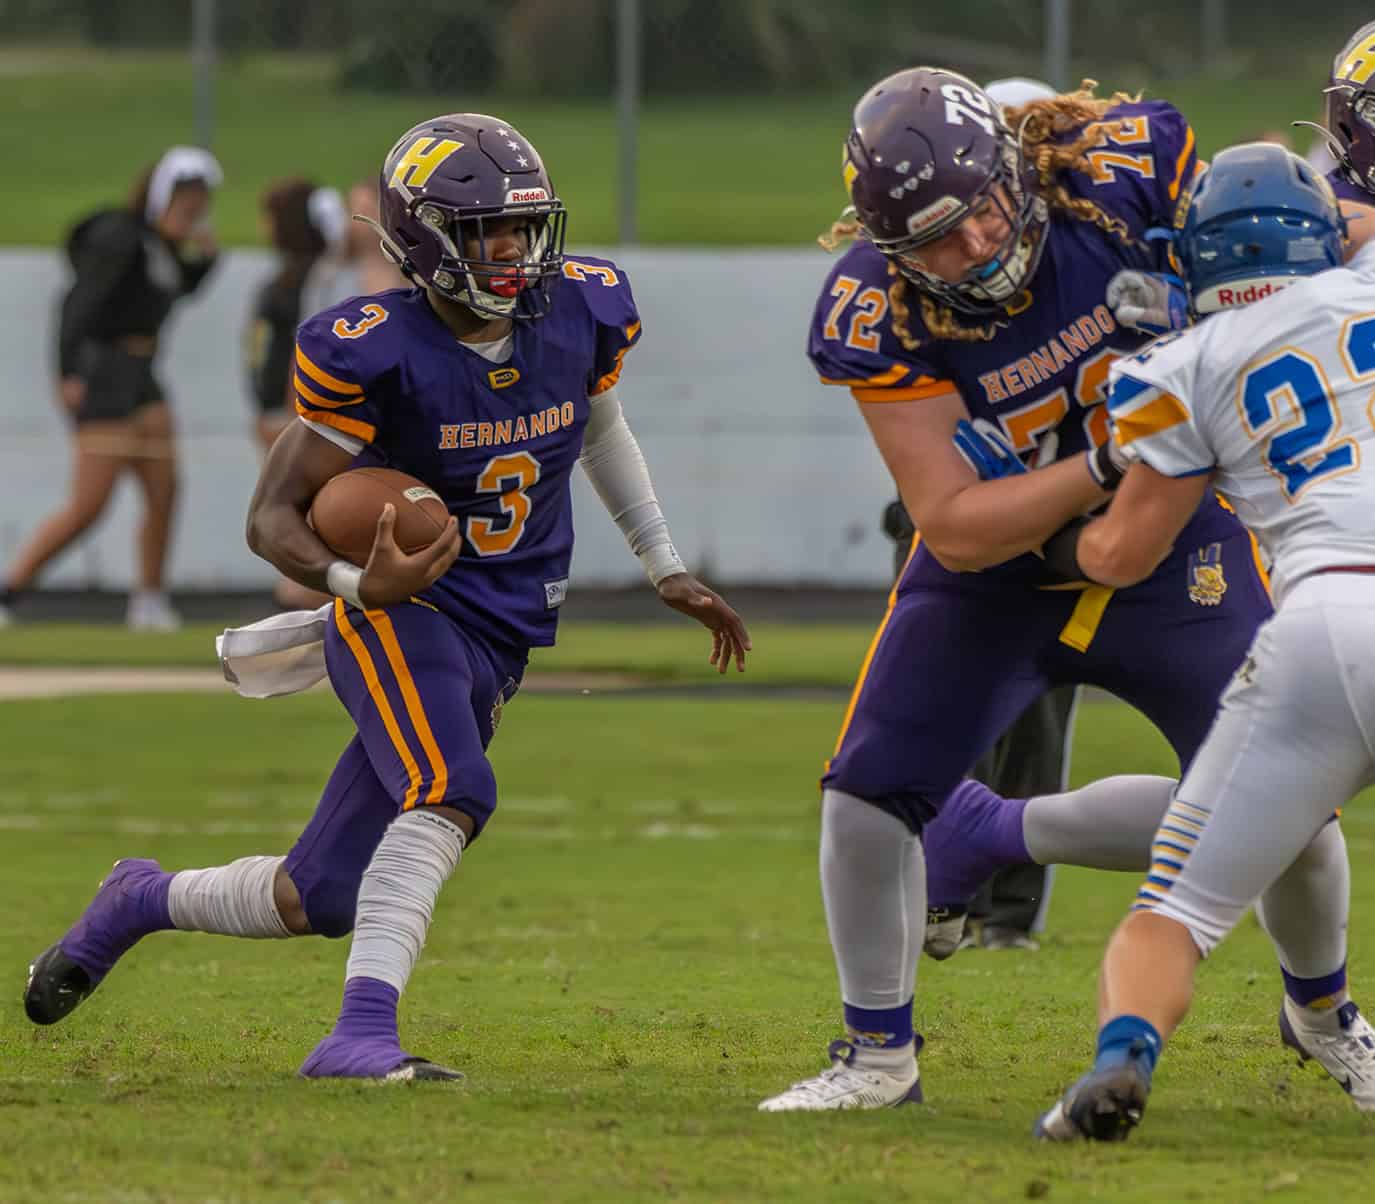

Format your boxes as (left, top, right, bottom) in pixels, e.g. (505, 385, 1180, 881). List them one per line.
(1138, 573, 1375, 954)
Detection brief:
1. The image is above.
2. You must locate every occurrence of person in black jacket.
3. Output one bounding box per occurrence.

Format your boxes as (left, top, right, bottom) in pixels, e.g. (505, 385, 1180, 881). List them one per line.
(0, 147, 223, 630)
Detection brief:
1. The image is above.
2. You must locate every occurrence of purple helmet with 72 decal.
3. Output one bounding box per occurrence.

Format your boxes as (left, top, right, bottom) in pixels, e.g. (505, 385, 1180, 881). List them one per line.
(1326, 21, 1375, 196)
(374, 113, 567, 320)
(842, 67, 1048, 317)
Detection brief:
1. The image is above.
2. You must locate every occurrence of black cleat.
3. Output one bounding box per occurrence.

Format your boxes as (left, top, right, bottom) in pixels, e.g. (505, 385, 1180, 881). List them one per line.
(1035, 1059, 1151, 1142)
(384, 1057, 466, 1083)
(25, 943, 99, 1026)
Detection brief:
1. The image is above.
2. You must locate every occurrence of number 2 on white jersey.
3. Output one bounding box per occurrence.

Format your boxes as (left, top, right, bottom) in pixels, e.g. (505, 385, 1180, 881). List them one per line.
(1239, 314, 1375, 501)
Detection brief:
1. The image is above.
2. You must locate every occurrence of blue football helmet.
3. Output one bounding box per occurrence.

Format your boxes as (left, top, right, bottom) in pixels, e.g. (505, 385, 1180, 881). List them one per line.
(1175, 142, 1345, 315)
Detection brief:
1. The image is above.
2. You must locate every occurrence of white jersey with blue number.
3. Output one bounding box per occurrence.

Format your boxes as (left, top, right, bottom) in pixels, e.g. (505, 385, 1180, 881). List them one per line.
(1106, 244, 1375, 604)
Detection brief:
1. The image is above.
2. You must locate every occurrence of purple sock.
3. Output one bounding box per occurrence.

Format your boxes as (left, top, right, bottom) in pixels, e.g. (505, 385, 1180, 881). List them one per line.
(844, 999, 915, 1049)
(1284, 964, 1348, 1009)
(923, 780, 1030, 907)
(60, 860, 174, 981)
(332, 976, 401, 1042)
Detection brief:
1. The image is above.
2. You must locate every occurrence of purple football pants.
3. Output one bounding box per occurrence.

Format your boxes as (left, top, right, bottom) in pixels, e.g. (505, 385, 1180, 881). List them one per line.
(283, 599, 524, 937)
(825, 529, 1272, 831)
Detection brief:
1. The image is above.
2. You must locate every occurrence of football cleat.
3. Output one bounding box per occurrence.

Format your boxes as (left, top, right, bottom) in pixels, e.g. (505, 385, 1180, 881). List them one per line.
(24, 858, 168, 1025)
(757, 1039, 922, 1112)
(25, 944, 97, 1026)
(1279, 998, 1375, 1111)
(1034, 1056, 1151, 1142)
(924, 905, 969, 960)
(298, 1033, 464, 1082)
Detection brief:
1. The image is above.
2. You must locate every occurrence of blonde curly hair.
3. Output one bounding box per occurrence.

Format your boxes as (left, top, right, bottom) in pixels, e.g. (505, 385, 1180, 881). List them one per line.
(823, 80, 1141, 348)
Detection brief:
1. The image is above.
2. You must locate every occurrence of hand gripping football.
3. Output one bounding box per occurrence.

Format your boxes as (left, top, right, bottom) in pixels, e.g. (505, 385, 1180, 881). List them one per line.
(308, 467, 451, 567)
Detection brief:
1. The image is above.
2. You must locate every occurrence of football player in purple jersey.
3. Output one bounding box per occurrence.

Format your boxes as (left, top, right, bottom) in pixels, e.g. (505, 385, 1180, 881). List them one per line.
(760, 70, 1369, 1112)
(24, 113, 751, 1082)
(1314, 21, 1375, 206)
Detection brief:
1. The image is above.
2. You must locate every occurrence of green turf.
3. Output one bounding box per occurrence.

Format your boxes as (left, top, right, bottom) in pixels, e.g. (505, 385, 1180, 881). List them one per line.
(0, 618, 881, 687)
(2, 687, 1373, 1202)
(0, 48, 1332, 248)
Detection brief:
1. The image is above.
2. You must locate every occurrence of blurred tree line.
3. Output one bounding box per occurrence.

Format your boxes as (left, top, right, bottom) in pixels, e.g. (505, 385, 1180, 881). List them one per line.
(1, 0, 1367, 94)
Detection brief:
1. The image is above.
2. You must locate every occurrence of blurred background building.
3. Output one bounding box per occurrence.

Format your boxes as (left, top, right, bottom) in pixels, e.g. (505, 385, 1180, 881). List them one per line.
(0, 0, 1365, 597)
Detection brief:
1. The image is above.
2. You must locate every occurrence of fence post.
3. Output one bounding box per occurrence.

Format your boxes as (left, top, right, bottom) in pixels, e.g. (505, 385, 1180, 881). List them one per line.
(616, 0, 641, 245)
(192, 0, 217, 149)
(1044, 0, 1070, 91)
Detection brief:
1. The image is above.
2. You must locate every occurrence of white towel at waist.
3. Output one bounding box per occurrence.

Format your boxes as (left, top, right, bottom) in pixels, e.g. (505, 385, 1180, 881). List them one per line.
(216, 604, 333, 698)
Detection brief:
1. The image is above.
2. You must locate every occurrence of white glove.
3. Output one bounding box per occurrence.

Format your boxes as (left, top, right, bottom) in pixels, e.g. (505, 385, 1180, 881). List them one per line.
(1107, 270, 1189, 336)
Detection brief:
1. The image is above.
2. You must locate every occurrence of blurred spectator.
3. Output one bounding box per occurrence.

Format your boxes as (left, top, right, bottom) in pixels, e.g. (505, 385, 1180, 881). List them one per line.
(244, 176, 342, 609)
(298, 179, 406, 319)
(0, 147, 222, 630)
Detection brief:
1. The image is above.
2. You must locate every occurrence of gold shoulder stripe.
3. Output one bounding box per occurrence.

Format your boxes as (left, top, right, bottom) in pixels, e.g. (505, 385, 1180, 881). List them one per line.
(296, 345, 364, 396)
(1114, 391, 1189, 445)
(819, 365, 910, 388)
(1168, 126, 1197, 202)
(852, 379, 957, 404)
(295, 399, 377, 443)
(295, 373, 366, 411)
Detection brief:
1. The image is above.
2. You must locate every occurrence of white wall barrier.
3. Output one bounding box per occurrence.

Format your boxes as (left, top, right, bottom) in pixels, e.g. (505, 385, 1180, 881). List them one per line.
(0, 247, 897, 589)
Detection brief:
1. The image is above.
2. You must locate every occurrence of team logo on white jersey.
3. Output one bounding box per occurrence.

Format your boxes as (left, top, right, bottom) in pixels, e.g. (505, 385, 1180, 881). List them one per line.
(1187, 543, 1228, 607)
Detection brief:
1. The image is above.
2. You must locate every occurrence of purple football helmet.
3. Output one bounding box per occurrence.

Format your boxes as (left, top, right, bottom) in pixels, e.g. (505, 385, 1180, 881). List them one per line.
(842, 67, 1048, 317)
(1327, 22, 1375, 196)
(375, 113, 567, 320)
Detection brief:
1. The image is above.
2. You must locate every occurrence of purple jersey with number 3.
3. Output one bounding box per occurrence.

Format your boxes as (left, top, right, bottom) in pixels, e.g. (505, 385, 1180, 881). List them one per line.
(808, 100, 1239, 584)
(293, 257, 641, 651)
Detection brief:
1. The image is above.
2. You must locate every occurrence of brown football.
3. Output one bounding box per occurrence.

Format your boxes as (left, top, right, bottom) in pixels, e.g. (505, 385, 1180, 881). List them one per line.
(308, 467, 451, 567)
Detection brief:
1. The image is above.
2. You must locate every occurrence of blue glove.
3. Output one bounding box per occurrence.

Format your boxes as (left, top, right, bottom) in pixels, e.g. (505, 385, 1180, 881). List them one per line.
(953, 418, 1027, 480)
(1106, 270, 1189, 336)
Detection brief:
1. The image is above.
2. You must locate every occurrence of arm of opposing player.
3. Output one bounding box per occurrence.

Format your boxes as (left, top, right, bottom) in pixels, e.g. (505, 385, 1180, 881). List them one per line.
(1340, 199, 1375, 256)
(1075, 464, 1210, 587)
(859, 389, 1110, 572)
(1072, 366, 1215, 586)
(579, 386, 751, 672)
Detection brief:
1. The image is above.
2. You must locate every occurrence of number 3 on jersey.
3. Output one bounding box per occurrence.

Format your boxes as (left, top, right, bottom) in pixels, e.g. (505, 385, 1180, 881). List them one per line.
(824, 275, 888, 352)
(468, 451, 541, 555)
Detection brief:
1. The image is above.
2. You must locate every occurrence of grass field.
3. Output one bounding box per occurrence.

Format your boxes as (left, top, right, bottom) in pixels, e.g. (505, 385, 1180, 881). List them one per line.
(0, 49, 1334, 248)
(2, 622, 1374, 1202)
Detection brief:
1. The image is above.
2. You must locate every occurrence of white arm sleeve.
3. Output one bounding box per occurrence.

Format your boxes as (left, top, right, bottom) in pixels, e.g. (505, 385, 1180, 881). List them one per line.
(579, 386, 686, 586)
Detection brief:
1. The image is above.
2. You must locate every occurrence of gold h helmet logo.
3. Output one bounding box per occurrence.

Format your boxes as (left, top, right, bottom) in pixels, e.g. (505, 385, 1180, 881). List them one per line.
(1339, 34, 1375, 86)
(842, 150, 859, 197)
(389, 137, 464, 190)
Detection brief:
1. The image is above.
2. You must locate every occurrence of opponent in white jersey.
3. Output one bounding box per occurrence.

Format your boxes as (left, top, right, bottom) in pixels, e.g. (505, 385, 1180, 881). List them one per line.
(1029, 143, 1375, 1141)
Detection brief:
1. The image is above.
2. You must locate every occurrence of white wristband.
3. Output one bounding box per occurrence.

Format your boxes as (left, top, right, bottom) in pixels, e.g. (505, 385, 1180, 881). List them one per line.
(326, 560, 365, 608)
(641, 542, 687, 587)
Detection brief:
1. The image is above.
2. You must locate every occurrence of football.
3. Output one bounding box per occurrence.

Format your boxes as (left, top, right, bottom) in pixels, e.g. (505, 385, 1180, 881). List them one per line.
(308, 467, 451, 567)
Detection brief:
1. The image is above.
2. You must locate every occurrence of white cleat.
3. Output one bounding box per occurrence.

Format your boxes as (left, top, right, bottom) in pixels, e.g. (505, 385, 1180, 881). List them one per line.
(758, 1039, 922, 1112)
(924, 905, 969, 960)
(1280, 998, 1375, 1111)
(126, 591, 182, 632)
